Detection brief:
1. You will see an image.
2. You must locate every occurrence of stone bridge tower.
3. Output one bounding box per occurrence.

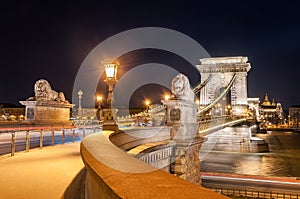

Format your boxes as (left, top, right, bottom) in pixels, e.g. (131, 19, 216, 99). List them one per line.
(197, 56, 251, 116)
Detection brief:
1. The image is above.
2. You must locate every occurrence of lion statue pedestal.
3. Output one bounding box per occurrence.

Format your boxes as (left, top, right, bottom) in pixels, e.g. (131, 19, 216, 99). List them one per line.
(19, 79, 74, 124)
(162, 73, 204, 185)
(162, 73, 199, 140)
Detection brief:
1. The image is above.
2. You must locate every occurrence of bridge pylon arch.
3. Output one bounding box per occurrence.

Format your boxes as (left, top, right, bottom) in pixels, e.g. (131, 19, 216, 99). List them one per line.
(196, 56, 251, 117)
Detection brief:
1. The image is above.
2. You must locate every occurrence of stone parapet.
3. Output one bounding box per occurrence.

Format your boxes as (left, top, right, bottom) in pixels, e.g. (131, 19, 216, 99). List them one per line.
(110, 127, 171, 150)
(81, 132, 229, 199)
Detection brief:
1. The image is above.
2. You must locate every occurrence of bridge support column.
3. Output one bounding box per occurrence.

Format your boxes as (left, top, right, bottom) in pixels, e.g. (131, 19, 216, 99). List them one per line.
(162, 99, 205, 184)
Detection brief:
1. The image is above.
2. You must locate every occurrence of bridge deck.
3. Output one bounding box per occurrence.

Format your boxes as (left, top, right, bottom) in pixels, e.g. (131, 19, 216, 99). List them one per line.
(0, 142, 84, 199)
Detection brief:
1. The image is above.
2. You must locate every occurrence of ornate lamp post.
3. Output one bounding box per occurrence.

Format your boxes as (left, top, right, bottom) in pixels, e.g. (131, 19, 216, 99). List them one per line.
(77, 90, 83, 118)
(102, 60, 119, 131)
(97, 96, 103, 109)
(145, 100, 150, 112)
(96, 95, 103, 122)
(103, 60, 118, 107)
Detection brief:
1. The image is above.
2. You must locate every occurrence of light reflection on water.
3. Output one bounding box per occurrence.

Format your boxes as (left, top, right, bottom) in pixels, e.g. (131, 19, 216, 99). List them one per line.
(200, 131, 300, 177)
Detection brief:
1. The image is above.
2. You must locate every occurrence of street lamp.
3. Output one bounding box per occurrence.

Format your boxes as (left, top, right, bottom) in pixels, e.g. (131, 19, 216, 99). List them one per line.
(97, 95, 103, 109)
(103, 60, 118, 107)
(101, 59, 119, 131)
(145, 99, 151, 113)
(96, 95, 103, 121)
(77, 90, 83, 118)
(145, 100, 150, 108)
(227, 104, 232, 116)
(164, 95, 170, 101)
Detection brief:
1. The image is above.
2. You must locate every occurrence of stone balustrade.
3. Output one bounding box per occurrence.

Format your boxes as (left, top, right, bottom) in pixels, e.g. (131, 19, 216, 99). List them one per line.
(109, 127, 171, 150)
(81, 131, 229, 199)
(127, 140, 174, 172)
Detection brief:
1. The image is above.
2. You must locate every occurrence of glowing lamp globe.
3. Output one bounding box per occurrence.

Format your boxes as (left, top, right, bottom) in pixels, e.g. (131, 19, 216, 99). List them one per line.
(104, 63, 118, 79)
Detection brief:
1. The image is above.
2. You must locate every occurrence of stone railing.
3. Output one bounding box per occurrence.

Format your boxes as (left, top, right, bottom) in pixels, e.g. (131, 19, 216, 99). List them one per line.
(127, 140, 174, 172)
(109, 127, 171, 150)
(80, 131, 228, 199)
(137, 146, 173, 168)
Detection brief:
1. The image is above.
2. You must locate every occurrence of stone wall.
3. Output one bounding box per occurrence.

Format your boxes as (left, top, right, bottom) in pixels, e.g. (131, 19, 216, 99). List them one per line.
(171, 138, 203, 184)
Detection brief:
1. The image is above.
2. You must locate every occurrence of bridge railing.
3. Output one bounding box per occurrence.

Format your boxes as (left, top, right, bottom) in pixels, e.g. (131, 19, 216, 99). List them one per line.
(0, 124, 101, 156)
(198, 116, 246, 134)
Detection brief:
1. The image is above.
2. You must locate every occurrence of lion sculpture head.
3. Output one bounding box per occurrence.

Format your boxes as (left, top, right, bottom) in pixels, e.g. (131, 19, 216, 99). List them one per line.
(34, 79, 66, 103)
(171, 73, 195, 102)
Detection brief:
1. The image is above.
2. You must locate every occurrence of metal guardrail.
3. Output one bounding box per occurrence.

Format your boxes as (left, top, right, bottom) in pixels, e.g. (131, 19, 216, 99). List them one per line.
(208, 187, 300, 199)
(0, 125, 101, 156)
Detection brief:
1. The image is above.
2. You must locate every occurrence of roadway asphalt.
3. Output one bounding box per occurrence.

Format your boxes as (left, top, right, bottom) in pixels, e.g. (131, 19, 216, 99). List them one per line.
(201, 172, 300, 195)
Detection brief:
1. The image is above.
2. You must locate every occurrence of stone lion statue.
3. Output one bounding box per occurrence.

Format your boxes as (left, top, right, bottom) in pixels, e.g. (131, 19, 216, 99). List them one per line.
(32, 79, 67, 103)
(171, 73, 195, 102)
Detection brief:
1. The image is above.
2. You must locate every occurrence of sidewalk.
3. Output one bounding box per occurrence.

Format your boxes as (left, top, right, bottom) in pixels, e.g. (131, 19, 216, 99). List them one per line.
(0, 142, 84, 199)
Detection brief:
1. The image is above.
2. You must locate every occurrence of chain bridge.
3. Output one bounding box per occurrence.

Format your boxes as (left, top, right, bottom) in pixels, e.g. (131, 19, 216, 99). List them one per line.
(117, 56, 251, 135)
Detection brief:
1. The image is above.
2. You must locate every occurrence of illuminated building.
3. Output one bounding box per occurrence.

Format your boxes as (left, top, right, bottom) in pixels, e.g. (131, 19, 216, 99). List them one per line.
(259, 94, 283, 125)
(289, 105, 300, 127)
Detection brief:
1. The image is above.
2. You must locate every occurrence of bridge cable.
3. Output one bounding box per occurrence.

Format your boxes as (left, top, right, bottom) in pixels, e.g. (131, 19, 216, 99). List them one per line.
(193, 74, 211, 95)
(198, 73, 237, 115)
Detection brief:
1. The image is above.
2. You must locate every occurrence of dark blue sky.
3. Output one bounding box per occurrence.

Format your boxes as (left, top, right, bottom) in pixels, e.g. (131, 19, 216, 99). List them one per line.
(1, 1, 299, 108)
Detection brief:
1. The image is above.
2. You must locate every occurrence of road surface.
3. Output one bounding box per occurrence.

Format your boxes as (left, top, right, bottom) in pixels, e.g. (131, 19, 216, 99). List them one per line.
(201, 172, 300, 195)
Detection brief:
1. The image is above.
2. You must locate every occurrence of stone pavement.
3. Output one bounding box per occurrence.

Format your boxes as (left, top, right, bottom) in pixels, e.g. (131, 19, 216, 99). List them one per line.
(0, 142, 84, 199)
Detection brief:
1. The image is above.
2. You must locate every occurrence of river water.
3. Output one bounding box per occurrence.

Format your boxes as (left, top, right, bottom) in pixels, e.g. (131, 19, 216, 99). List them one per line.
(200, 130, 300, 177)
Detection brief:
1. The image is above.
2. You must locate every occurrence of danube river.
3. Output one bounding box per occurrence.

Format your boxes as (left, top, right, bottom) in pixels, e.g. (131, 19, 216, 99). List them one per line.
(200, 130, 300, 177)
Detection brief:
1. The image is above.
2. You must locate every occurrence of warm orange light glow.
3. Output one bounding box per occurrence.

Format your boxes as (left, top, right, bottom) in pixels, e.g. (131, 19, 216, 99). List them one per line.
(196, 99, 200, 104)
(102, 60, 118, 79)
(164, 95, 170, 101)
(145, 100, 150, 106)
(97, 96, 103, 102)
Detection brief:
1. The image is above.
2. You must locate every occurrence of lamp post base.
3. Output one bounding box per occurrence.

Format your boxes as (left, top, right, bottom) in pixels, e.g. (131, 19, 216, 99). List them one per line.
(103, 124, 119, 132)
(102, 108, 119, 132)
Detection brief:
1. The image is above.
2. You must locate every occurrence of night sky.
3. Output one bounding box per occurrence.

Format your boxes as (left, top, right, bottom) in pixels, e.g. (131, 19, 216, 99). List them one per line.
(1, 1, 300, 109)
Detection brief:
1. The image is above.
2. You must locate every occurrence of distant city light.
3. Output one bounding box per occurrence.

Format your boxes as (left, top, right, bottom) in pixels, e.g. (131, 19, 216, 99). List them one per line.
(145, 100, 150, 106)
(97, 95, 103, 102)
(164, 95, 170, 101)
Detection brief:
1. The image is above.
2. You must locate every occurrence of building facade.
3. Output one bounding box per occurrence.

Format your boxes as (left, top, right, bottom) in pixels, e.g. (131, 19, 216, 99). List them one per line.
(0, 106, 25, 120)
(289, 106, 300, 127)
(259, 94, 283, 125)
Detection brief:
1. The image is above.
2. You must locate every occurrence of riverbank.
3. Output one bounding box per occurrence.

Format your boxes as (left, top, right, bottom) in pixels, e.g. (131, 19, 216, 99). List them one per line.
(264, 127, 300, 132)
